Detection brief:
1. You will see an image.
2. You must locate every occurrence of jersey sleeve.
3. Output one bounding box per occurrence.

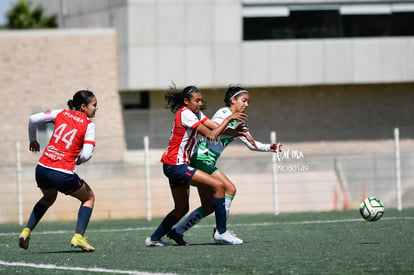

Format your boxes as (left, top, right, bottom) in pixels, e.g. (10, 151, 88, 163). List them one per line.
(76, 143, 94, 165)
(28, 109, 62, 141)
(213, 107, 242, 130)
(212, 107, 231, 125)
(84, 121, 96, 145)
(198, 110, 208, 124)
(75, 121, 96, 165)
(239, 133, 271, 152)
(181, 109, 202, 129)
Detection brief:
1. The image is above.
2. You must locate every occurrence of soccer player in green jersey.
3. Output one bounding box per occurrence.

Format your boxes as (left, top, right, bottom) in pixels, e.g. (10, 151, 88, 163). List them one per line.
(167, 85, 281, 245)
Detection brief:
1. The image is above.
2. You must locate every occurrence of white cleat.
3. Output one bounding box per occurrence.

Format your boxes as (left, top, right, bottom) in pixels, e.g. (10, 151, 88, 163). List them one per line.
(145, 237, 168, 247)
(213, 230, 243, 245)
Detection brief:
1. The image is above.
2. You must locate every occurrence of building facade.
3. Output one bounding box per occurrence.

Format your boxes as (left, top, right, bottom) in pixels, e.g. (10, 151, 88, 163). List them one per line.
(28, 0, 414, 149)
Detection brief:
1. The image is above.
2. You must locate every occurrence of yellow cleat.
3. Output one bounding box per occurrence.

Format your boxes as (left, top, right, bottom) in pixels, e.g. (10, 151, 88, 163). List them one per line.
(71, 233, 95, 252)
(19, 227, 31, 249)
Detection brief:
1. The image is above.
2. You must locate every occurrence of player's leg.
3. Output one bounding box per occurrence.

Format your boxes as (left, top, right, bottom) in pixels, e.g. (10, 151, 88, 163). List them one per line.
(19, 187, 58, 249)
(177, 170, 236, 235)
(146, 185, 190, 247)
(211, 171, 236, 220)
(190, 170, 242, 244)
(26, 188, 58, 229)
(171, 159, 218, 238)
(169, 185, 214, 245)
(146, 164, 194, 247)
(19, 165, 58, 250)
(175, 185, 214, 235)
(189, 169, 226, 232)
(69, 179, 95, 251)
(70, 180, 95, 233)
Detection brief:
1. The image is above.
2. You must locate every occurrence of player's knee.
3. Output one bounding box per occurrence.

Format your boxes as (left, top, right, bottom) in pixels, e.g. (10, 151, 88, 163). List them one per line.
(213, 180, 225, 190)
(88, 189, 95, 202)
(82, 181, 95, 201)
(214, 181, 225, 197)
(226, 183, 237, 196)
(40, 197, 56, 207)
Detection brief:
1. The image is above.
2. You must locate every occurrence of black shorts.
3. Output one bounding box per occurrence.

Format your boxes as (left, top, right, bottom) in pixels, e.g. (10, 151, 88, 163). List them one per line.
(35, 165, 84, 195)
(163, 164, 197, 189)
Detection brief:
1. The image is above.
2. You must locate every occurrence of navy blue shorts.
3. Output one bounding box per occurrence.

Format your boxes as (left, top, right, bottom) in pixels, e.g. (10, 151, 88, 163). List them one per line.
(35, 165, 84, 195)
(163, 164, 197, 189)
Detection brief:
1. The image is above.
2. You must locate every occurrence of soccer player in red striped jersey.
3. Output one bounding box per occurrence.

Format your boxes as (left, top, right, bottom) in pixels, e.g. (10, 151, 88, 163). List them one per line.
(145, 85, 247, 246)
(19, 90, 98, 252)
(169, 85, 281, 245)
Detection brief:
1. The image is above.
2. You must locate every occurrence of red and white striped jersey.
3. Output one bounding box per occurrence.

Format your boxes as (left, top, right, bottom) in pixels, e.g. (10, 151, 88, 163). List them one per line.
(161, 106, 207, 165)
(30, 109, 96, 174)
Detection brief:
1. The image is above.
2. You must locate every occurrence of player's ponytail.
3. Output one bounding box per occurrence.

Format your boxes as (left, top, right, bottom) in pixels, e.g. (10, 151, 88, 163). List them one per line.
(224, 85, 248, 107)
(68, 90, 95, 111)
(165, 84, 200, 113)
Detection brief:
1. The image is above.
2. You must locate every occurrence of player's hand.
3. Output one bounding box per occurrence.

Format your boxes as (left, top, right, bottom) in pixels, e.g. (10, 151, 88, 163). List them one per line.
(235, 122, 249, 132)
(229, 112, 248, 123)
(270, 143, 282, 153)
(29, 141, 40, 152)
(76, 156, 81, 165)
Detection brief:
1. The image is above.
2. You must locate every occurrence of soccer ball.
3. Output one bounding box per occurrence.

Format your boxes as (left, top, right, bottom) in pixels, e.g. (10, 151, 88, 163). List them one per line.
(359, 197, 384, 222)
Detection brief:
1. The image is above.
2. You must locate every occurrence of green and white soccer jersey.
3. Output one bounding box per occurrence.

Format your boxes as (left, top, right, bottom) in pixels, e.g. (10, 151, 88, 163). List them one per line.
(191, 107, 271, 174)
(191, 107, 235, 173)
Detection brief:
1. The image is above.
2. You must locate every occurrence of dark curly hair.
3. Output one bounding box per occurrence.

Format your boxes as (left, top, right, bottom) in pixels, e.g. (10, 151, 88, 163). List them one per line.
(164, 84, 204, 113)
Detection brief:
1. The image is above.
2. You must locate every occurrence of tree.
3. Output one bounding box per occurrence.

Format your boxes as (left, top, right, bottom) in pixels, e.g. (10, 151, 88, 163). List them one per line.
(4, 0, 57, 29)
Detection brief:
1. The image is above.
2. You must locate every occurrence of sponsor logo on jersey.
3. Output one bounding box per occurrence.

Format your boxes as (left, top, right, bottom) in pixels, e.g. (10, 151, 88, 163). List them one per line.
(43, 151, 63, 161)
(46, 145, 65, 156)
(64, 111, 84, 123)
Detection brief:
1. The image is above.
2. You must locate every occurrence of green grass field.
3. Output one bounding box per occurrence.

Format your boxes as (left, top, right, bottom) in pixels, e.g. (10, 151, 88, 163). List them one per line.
(1, 209, 413, 274)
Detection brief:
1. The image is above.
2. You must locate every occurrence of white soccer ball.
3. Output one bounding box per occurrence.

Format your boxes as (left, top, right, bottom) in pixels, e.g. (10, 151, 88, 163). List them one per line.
(359, 197, 384, 222)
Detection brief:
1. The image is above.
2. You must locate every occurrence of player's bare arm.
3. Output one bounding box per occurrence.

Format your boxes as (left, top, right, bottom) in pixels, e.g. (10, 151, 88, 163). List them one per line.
(197, 112, 248, 140)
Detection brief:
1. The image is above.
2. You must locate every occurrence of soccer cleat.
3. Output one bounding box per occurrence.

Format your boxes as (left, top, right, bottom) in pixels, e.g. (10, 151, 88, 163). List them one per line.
(18, 227, 31, 249)
(71, 233, 95, 252)
(213, 230, 243, 245)
(145, 237, 168, 247)
(229, 230, 237, 237)
(167, 229, 189, 246)
(213, 228, 237, 239)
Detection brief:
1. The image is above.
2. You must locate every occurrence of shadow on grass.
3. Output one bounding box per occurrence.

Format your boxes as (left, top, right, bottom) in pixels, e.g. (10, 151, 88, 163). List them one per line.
(358, 242, 380, 245)
(168, 242, 248, 246)
(34, 250, 89, 254)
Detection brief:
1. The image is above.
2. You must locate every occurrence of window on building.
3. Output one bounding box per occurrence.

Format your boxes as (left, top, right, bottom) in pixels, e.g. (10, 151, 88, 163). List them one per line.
(391, 11, 414, 36)
(243, 2, 414, 40)
(120, 91, 150, 150)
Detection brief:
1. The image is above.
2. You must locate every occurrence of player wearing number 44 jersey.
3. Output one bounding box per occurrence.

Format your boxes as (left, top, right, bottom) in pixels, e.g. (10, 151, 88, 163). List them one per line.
(19, 90, 98, 252)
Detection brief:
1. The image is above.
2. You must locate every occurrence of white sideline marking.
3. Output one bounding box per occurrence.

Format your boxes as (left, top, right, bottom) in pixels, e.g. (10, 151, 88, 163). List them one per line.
(0, 260, 175, 275)
(0, 216, 413, 237)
